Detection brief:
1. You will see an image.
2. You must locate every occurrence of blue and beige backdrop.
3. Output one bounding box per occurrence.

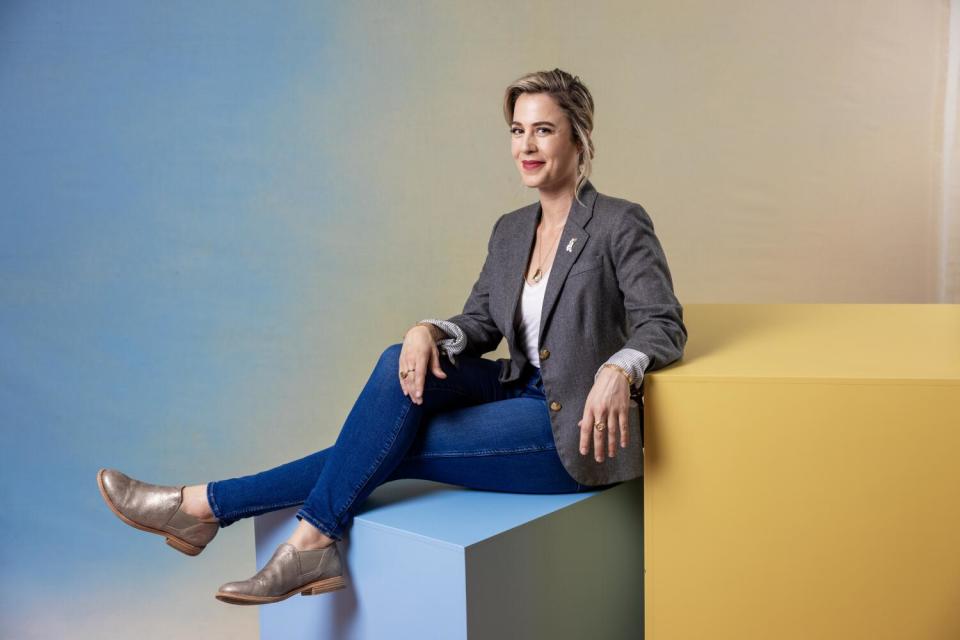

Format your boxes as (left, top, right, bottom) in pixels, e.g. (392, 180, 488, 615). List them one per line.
(1, 1, 956, 637)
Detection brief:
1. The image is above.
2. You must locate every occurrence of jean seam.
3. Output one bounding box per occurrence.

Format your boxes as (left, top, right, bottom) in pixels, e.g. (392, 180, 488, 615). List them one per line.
(327, 395, 414, 534)
(220, 499, 308, 519)
(404, 443, 557, 460)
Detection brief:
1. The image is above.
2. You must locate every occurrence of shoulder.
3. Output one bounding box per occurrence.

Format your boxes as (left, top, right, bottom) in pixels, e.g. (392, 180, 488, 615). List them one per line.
(490, 188, 654, 237)
(591, 191, 653, 236)
(493, 200, 537, 234)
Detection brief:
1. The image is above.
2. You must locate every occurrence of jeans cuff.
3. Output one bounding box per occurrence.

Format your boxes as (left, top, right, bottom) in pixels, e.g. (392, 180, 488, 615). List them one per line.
(295, 507, 342, 542)
(206, 481, 234, 528)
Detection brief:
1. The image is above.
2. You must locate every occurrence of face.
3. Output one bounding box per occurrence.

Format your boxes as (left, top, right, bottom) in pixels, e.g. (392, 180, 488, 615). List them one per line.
(510, 92, 582, 193)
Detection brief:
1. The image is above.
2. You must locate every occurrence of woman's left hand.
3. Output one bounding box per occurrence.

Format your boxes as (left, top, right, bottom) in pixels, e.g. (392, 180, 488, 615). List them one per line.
(578, 366, 632, 462)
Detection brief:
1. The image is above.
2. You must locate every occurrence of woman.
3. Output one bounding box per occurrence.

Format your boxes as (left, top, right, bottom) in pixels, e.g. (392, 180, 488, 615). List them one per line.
(97, 68, 687, 606)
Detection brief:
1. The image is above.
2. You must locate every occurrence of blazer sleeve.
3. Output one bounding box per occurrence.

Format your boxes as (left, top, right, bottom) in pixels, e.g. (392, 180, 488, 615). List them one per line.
(443, 213, 507, 359)
(612, 204, 688, 371)
(414, 318, 467, 363)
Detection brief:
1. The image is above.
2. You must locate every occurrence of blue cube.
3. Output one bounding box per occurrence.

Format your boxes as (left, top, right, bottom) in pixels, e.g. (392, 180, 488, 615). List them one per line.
(254, 478, 644, 639)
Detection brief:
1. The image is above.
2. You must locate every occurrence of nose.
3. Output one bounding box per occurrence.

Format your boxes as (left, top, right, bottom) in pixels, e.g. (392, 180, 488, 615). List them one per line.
(522, 131, 537, 152)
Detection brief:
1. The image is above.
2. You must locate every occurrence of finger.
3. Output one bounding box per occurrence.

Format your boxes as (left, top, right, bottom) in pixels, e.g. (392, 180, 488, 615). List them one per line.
(397, 348, 409, 397)
(593, 407, 607, 463)
(579, 408, 594, 456)
(430, 346, 447, 379)
(608, 409, 620, 458)
(413, 351, 429, 404)
(406, 359, 420, 403)
(620, 407, 631, 449)
(399, 350, 418, 399)
(399, 359, 412, 397)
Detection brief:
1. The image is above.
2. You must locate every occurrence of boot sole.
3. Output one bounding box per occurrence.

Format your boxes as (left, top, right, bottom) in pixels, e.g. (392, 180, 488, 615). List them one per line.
(96, 468, 205, 557)
(215, 575, 347, 605)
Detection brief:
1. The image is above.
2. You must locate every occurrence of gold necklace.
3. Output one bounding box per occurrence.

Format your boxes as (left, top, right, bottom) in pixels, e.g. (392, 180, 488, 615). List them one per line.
(529, 222, 564, 283)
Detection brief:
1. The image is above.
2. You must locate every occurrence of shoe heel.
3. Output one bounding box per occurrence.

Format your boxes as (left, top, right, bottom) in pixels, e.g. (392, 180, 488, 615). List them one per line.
(300, 576, 347, 596)
(166, 536, 203, 556)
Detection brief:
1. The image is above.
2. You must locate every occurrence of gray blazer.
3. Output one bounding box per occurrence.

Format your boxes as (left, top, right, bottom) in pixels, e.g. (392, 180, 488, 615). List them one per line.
(445, 178, 687, 486)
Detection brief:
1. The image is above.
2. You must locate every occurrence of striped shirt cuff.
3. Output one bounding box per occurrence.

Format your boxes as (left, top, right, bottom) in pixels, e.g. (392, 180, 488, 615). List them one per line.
(595, 348, 651, 392)
(417, 318, 467, 365)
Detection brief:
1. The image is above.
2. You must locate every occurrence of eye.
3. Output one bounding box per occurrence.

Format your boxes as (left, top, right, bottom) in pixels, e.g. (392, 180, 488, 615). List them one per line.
(510, 126, 553, 136)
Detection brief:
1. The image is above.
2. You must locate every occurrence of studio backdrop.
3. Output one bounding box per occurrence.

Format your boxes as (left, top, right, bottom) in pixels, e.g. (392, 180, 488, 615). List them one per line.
(1, 1, 956, 638)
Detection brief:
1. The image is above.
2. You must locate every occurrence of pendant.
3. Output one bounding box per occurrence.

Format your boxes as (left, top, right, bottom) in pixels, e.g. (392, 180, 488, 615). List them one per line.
(532, 268, 542, 283)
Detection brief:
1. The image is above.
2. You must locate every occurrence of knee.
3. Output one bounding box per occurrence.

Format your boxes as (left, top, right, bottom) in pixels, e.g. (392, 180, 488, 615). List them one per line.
(377, 343, 404, 370)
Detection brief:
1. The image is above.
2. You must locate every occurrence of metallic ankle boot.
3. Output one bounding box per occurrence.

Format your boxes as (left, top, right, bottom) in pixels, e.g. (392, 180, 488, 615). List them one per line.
(97, 468, 219, 556)
(215, 542, 347, 605)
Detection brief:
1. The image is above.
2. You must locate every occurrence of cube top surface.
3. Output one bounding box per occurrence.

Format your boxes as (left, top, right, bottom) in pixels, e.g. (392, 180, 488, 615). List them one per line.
(657, 304, 960, 383)
(350, 480, 601, 547)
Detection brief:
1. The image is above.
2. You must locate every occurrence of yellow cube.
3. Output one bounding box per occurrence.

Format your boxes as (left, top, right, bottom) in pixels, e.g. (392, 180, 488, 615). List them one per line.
(644, 304, 960, 639)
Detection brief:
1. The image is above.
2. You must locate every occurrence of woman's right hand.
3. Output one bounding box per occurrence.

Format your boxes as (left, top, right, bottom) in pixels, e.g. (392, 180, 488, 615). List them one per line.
(400, 324, 448, 405)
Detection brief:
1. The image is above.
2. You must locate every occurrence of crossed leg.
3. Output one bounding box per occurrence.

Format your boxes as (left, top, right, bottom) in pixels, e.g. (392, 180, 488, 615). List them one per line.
(201, 344, 583, 547)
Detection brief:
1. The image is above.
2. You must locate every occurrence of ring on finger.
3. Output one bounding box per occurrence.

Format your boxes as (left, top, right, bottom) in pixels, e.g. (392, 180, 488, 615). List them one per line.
(594, 421, 605, 431)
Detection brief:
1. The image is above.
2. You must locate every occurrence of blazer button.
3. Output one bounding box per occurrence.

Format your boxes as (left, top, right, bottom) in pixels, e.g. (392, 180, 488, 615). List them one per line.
(549, 400, 562, 411)
(539, 348, 550, 360)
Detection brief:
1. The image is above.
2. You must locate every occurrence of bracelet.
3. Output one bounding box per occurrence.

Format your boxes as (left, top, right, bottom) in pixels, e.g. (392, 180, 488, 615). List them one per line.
(601, 363, 634, 386)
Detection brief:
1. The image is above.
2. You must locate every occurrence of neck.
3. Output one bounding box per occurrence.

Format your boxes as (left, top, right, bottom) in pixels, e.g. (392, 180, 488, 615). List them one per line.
(537, 181, 576, 228)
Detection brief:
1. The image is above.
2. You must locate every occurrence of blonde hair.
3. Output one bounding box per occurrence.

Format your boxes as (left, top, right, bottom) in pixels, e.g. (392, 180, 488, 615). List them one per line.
(503, 68, 596, 204)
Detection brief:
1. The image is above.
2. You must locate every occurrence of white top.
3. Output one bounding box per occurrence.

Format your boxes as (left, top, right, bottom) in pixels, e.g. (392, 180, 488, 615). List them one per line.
(516, 268, 551, 367)
(417, 262, 652, 392)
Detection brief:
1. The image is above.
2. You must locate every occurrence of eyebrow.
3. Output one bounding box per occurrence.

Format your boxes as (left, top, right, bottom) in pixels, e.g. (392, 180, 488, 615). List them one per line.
(510, 120, 556, 127)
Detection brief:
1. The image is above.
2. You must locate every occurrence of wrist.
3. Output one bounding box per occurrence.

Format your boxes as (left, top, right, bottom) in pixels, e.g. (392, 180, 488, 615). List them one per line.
(412, 322, 443, 343)
(600, 363, 634, 386)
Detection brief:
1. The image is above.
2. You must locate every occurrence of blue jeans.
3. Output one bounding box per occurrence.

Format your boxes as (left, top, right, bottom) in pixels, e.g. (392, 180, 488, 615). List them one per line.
(207, 343, 618, 541)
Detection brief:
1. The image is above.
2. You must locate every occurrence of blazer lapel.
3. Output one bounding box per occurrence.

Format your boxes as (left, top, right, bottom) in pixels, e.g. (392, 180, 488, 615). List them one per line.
(503, 180, 600, 350)
(538, 180, 597, 340)
(503, 202, 539, 352)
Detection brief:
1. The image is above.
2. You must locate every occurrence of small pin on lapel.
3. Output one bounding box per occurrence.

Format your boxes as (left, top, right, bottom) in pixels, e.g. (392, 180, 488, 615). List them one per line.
(566, 237, 577, 252)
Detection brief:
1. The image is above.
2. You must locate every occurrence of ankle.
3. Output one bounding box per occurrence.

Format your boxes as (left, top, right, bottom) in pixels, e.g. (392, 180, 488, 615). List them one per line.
(182, 484, 217, 521)
(288, 521, 335, 550)
(290, 537, 335, 551)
